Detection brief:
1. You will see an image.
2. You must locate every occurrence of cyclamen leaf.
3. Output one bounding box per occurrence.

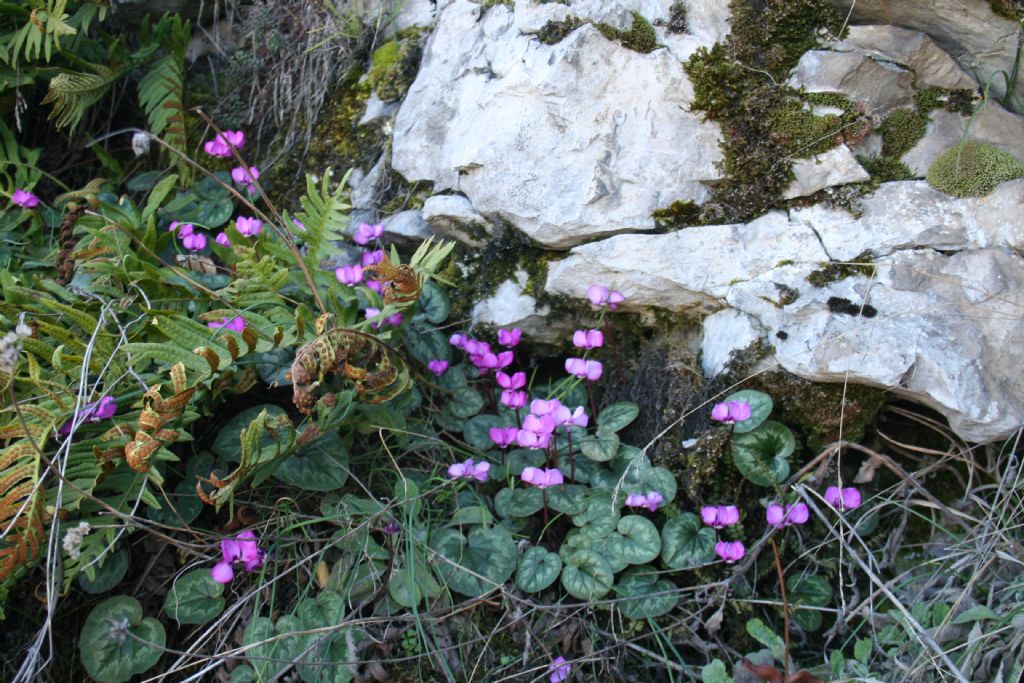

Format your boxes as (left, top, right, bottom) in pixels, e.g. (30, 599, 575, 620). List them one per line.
(607, 515, 661, 565)
(79, 596, 166, 683)
(516, 546, 562, 593)
(721, 389, 773, 433)
(731, 421, 794, 487)
(561, 549, 614, 601)
(78, 548, 130, 594)
(661, 513, 716, 568)
(597, 402, 639, 432)
(616, 567, 678, 619)
(164, 568, 225, 625)
(431, 526, 517, 597)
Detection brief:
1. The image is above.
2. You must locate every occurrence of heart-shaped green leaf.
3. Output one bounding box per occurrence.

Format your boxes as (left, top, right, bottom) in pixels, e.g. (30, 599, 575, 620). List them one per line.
(388, 548, 441, 607)
(243, 615, 304, 681)
(416, 281, 451, 324)
(274, 430, 349, 490)
(661, 513, 716, 568)
(449, 386, 484, 419)
(495, 487, 544, 518)
(580, 429, 620, 462)
(597, 402, 639, 432)
(731, 420, 794, 486)
(616, 567, 678, 619)
(447, 505, 493, 526)
(787, 574, 832, 631)
(402, 322, 450, 366)
(546, 484, 589, 515)
(607, 515, 661, 565)
(164, 568, 226, 625)
(571, 489, 620, 534)
(721, 389, 773, 433)
(700, 659, 732, 683)
(79, 596, 166, 683)
(78, 548, 130, 594)
(463, 414, 508, 452)
(516, 546, 562, 593)
(431, 526, 517, 597)
(561, 549, 614, 601)
(212, 405, 289, 462)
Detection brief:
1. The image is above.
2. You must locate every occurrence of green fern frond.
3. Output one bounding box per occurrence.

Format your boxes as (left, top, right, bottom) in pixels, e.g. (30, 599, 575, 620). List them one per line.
(42, 64, 121, 130)
(294, 169, 353, 273)
(0, 440, 46, 585)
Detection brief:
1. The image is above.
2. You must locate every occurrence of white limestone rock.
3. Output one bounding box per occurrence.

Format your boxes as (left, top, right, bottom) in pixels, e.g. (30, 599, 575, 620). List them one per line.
(788, 50, 914, 116)
(471, 270, 570, 344)
(727, 247, 1024, 443)
(902, 106, 1024, 177)
(783, 145, 871, 200)
(700, 309, 764, 377)
(823, 0, 1022, 102)
(832, 25, 977, 91)
(382, 210, 433, 245)
(392, 0, 724, 248)
(421, 194, 493, 247)
(544, 211, 828, 312)
(359, 92, 400, 126)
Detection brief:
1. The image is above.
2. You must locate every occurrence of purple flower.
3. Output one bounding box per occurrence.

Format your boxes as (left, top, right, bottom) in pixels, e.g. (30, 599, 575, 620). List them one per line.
(215, 232, 231, 247)
(448, 458, 490, 482)
(572, 329, 604, 349)
(361, 249, 385, 266)
(354, 222, 384, 245)
(208, 316, 246, 333)
(701, 505, 740, 529)
(715, 540, 745, 564)
(500, 390, 527, 409)
(517, 413, 555, 449)
(449, 333, 467, 349)
(463, 339, 490, 356)
(335, 264, 363, 285)
(366, 280, 384, 294)
(549, 656, 571, 683)
(231, 165, 260, 194)
(710, 400, 752, 424)
(625, 491, 664, 512)
(496, 371, 526, 390)
(203, 130, 245, 158)
(521, 467, 563, 489)
(291, 218, 306, 232)
(235, 216, 263, 237)
(58, 395, 117, 436)
(211, 530, 264, 584)
(824, 486, 862, 511)
(552, 404, 588, 428)
(587, 284, 625, 310)
(767, 503, 810, 527)
(382, 521, 401, 535)
(565, 357, 603, 381)
(182, 231, 207, 251)
(497, 328, 522, 347)
(427, 359, 449, 376)
(489, 426, 519, 448)
(365, 307, 403, 329)
(472, 350, 514, 372)
(11, 189, 39, 208)
(170, 221, 194, 236)
(530, 398, 561, 416)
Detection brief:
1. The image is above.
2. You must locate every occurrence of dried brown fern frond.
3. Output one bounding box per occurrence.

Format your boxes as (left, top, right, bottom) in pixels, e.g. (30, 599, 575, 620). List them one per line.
(0, 440, 46, 583)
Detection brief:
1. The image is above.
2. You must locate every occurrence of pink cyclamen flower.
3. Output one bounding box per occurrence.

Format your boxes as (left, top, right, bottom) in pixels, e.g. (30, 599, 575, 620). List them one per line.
(521, 467, 564, 489)
(501, 390, 527, 409)
(291, 218, 306, 232)
(489, 426, 519, 448)
(496, 371, 526, 391)
(701, 505, 740, 529)
(448, 458, 490, 482)
(354, 222, 384, 245)
(572, 329, 604, 349)
(824, 486, 862, 511)
(549, 656, 571, 683)
(235, 216, 263, 237)
(552, 404, 588, 428)
(626, 491, 664, 512)
(335, 264, 363, 285)
(215, 232, 231, 247)
(182, 231, 207, 251)
(382, 521, 401, 535)
(230, 165, 260, 192)
(768, 503, 809, 527)
(58, 395, 117, 436)
(365, 308, 403, 329)
(710, 400, 753, 424)
(463, 339, 489, 356)
(449, 333, 467, 349)
(715, 540, 746, 564)
(169, 221, 193, 237)
(208, 316, 245, 333)
(366, 280, 384, 294)
(11, 189, 40, 208)
(203, 130, 245, 158)
(587, 284, 625, 310)
(361, 249, 385, 266)
(530, 398, 561, 416)
(497, 328, 522, 347)
(427, 359, 449, 376)
(211, 530, 264, 584)
(565, 357, 603, 381)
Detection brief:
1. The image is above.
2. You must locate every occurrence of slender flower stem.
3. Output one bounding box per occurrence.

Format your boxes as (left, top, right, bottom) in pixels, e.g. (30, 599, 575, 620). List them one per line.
(566, 430, 576, 482)
(551, 439, 559, 470)
(542, 489, 549, 531)
(770, 538, 791, 678)
(602, 319, 626, 383)
(586, 381, 598, 430)
(515, 407, 522, 428)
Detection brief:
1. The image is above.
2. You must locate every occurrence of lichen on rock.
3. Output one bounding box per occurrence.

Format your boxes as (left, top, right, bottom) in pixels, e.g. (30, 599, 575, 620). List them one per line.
(926, 140, 1024, 197)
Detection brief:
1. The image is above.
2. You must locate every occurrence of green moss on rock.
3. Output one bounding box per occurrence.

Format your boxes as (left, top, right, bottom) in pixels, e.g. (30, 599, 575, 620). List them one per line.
(857, 154, 914, 182)
(926, 140, 1024, 197)
(368, 35, 422, 102)
(620, 11, 658, 53)
(881, 108, 929, 159)
(538, 17, 583, 45)
(806, 252, 876, 287)
(651, 199, 700, 229)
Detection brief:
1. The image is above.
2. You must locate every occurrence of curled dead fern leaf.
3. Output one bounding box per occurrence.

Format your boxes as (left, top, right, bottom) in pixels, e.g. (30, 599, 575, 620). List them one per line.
(0, 440, 46, 583)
